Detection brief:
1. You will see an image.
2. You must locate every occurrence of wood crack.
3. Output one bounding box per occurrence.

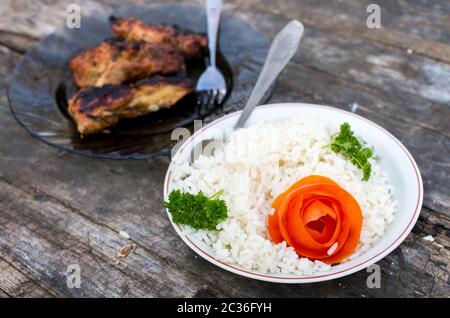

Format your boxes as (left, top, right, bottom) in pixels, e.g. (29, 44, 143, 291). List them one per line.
(0, 30, 38, 55)
(234, 1, 450, 64)
(0, 254, 60, 297)
(0, 286, 12, 298)
(0, 176, 234, 297)
(0, 197, 208, 297)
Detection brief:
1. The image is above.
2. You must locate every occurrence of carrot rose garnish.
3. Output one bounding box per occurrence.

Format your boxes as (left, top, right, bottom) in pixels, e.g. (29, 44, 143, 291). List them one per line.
(267, 175, 363, 264)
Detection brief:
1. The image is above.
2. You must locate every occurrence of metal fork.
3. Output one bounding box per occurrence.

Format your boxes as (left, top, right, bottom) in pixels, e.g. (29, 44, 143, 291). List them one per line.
(196, 0, 227, 110)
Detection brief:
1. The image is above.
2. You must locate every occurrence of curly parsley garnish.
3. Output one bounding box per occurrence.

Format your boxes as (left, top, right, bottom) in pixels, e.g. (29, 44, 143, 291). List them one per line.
(330, 122, 374, 181)
(164, 189, 228, 230)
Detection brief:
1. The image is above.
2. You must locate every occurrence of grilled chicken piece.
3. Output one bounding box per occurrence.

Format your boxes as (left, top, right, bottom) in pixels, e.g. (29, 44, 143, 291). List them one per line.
(68, 76, 194, 136)
(69, 40, 186, 88)
(110, 17, 208, 59)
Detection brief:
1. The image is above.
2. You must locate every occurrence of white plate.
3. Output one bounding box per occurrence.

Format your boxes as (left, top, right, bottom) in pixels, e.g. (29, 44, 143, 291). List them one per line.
(163, 103, 423, 283)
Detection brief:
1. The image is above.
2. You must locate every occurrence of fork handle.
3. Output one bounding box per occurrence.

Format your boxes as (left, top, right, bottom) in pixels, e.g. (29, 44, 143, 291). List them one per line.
(205, 0, 222, 67)
(234, 20, 304, 129)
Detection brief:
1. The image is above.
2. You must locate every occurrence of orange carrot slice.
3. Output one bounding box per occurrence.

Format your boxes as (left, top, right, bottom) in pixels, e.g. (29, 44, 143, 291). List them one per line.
(266, 175, 363, 264)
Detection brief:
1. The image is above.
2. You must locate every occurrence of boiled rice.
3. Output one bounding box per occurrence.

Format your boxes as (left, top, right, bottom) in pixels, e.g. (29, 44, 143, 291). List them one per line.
(170, 119, 397, 275)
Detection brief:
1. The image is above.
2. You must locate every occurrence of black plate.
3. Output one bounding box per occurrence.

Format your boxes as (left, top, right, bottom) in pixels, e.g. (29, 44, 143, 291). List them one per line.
(8, 3, 272, 159)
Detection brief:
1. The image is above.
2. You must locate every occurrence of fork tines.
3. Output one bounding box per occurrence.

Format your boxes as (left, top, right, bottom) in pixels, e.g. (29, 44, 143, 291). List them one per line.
(196, 89, 226, 114)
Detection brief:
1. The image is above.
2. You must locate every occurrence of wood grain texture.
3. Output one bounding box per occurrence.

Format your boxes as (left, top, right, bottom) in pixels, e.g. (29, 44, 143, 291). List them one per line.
(230, 0, 450, 64)
(0, 0, 448, 298)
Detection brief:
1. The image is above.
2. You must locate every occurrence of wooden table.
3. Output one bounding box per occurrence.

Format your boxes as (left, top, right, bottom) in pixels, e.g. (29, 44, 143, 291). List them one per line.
(0, 0, 449, 298)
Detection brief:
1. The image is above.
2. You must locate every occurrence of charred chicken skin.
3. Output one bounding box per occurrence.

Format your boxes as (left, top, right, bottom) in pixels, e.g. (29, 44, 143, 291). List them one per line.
(68, 76, 194, 136)
(69, 40, 186, 88)
(110, 17, 208, 59)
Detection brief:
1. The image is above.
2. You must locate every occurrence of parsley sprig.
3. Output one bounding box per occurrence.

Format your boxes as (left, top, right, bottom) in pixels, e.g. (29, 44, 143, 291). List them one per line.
(164, 189, 228, 230)
(330, 123, 374, 181)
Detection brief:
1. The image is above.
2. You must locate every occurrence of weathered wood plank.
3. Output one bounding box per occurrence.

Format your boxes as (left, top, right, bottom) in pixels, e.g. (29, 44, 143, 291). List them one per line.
(228, 0, 450, 64)
(0, 0, 201, 39)
(299, 29, 450, 106)
(0, 0, 448, 298)
(0, 30, 37, 54)
(0, 257, 57, 297)
(2, 0, 450, 63)
(0, 289, 11, 298)
(0, 0, 105, 38)
(0, 178, 231, 297)
(403, 0, 450, 15)
(347, 0, 450, 45)
(225, 4, 450, 107)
